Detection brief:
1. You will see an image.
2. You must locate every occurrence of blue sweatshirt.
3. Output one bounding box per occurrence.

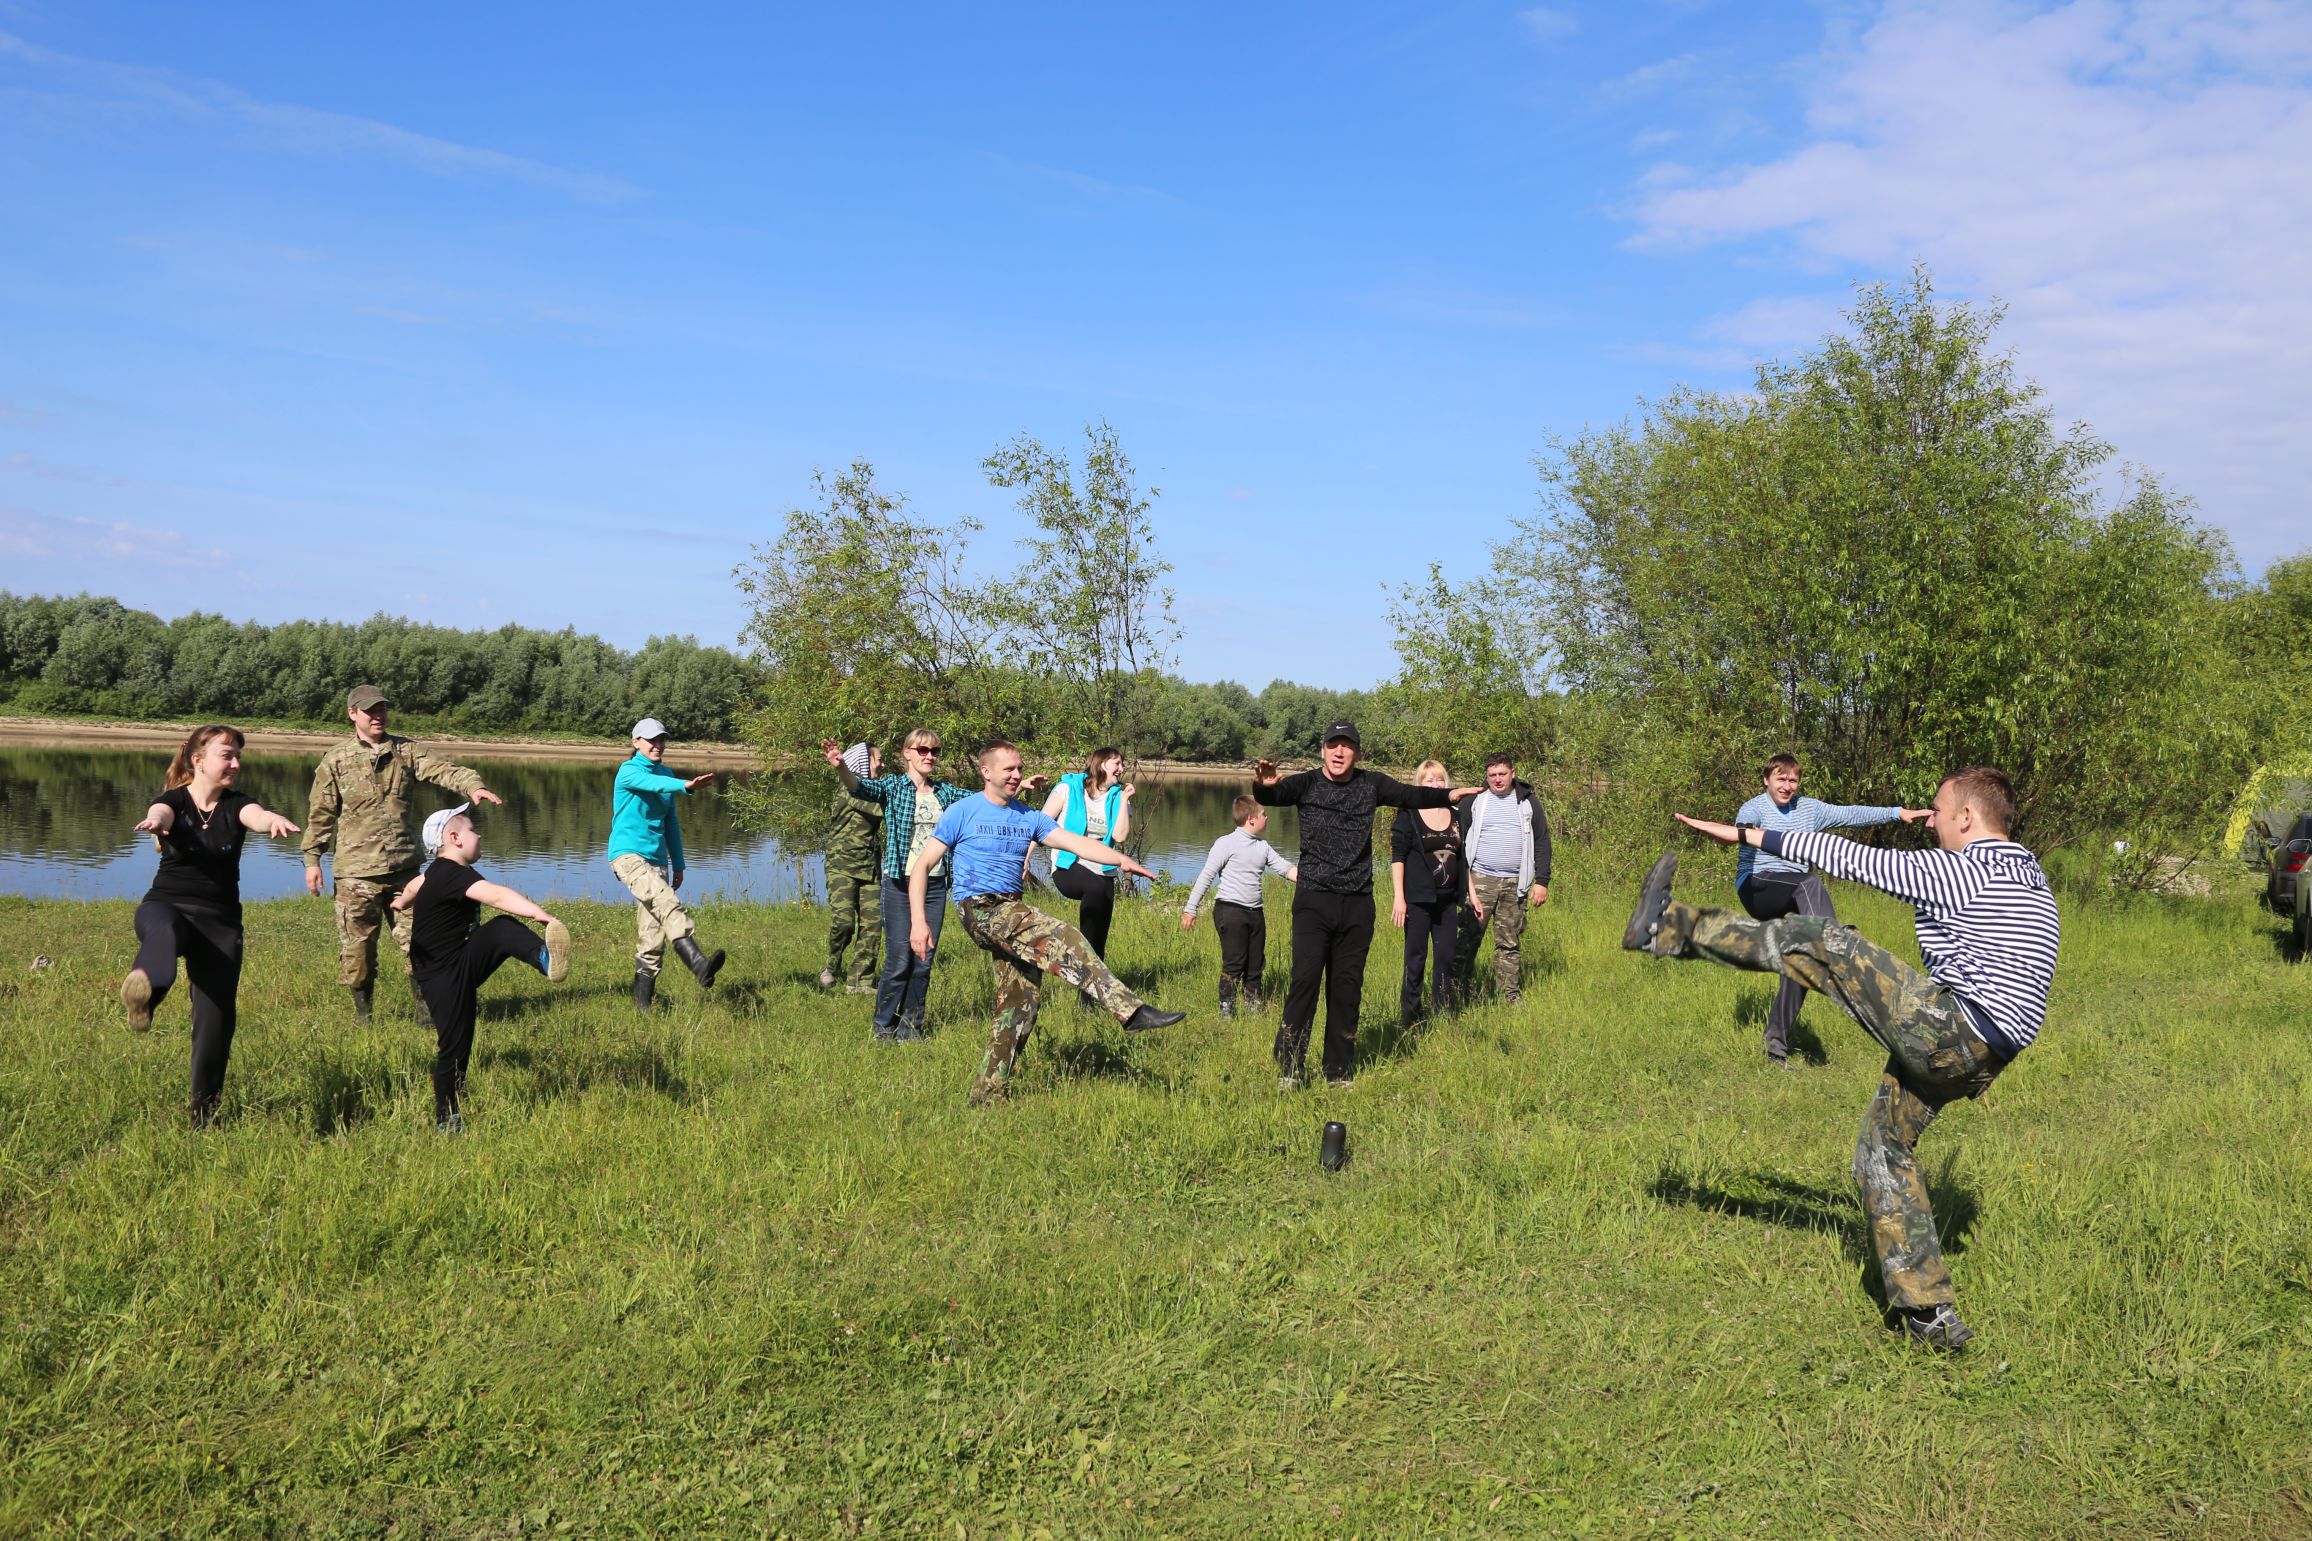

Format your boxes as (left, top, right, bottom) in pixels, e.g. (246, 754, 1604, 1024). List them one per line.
(609, 753, 691, 872)
(1734, 793, 1904, 888)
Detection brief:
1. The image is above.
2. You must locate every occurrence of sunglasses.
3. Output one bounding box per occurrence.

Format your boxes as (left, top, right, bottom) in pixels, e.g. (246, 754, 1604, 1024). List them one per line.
(911, 745, 943, 755)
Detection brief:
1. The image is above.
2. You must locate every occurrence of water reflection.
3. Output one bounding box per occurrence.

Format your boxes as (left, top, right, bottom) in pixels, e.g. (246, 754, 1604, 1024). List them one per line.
(0, 747, 1292, 904)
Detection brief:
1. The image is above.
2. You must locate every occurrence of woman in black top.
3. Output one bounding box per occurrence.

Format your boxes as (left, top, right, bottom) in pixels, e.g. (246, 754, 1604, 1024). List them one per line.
(121, 725, 301, 1126)
(1389, 759, 1466, 1027)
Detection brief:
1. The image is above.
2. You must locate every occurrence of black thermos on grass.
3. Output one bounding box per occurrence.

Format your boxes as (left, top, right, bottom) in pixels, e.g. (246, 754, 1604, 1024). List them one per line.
(1320, 1121, 1348, 1171)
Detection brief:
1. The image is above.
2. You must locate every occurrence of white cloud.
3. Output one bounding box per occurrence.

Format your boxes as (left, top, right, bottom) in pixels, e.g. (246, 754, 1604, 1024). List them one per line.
(1622, 0, 2312, 566)
(1519, 8, 1580, 44)
(0, 28, 638, 203)
(1608, 52, 1700, 96)
(0, 504, 231, 569)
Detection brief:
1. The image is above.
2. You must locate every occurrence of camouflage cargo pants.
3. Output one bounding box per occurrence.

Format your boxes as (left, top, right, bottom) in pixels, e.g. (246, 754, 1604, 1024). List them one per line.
(1657, 900, 2006, 1311)
(610, 854, 696, 977)
(954, 895, 1145, 1104)
(335, 866, 420, 987)
(1457, 872, 1530, 1002)
(825, 862, 882, 987)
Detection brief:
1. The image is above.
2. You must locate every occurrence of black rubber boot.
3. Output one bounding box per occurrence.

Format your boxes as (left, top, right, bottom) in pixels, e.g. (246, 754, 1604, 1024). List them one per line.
(632, 970, 656, 1012)
(408, 975, 434, 1030)
(350, 983, 373, 1026)
(672, 935, 726, 989)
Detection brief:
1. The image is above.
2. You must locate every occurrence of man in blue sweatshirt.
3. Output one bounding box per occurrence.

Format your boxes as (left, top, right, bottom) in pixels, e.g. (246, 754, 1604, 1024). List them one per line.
(610, 717, 726, 1010)
(1731, 753, 1927, 1065)
(1627, 765, 2060, 1352)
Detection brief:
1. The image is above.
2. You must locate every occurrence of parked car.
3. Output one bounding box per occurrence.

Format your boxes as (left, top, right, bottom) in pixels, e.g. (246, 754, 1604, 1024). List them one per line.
(2251, 812, 2312, 916)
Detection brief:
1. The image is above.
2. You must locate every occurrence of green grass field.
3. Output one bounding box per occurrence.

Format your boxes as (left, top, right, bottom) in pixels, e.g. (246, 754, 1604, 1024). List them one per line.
(3, 858, 2309, 1538)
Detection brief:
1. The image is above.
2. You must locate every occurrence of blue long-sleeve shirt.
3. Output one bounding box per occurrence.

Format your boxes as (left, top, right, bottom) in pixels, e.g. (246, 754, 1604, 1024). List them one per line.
(1734, 793, 1905, 888)
(609, 753, 691, 872)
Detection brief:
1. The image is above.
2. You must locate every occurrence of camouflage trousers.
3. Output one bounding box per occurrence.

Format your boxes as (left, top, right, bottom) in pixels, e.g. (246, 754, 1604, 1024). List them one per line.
(334, 866, 420, 987)
(825, 862, 882, 986)
(1658, 900, 2007, 1311)
(610, 855, 695, 977)
(1457, 872, 1530, 1002)
(954, 895, 1145, 1104)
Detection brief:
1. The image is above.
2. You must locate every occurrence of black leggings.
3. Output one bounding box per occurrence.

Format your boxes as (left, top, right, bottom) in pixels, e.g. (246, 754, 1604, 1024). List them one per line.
(415, 916, 546, 1121)
(133, 899, 244, 1121)
(1399, 897, 1460, 1024)
(1738, 872, 1838, 1058)
(1050, 863, 1116, 958)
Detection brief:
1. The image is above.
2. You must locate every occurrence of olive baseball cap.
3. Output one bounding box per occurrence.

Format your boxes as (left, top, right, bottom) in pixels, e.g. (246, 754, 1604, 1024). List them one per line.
(347, 684, 391, 712)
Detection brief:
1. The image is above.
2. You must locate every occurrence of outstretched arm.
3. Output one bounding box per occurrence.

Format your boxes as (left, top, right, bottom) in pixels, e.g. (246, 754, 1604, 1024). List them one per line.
(466, 877, 555, 926)
(134, 801, 175, 835)
(388, 873, 426, 911)
(237, 802, 301, 839)
(1041, 828, 1153, 881)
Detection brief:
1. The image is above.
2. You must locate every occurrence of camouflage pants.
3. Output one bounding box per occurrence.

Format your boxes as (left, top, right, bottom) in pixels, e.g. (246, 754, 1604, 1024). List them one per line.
(1659, 900, 2006, 1311)
(1457, 872, 1530, 1002)
(954, 896, 1145, 1103)
(825, 862, 882, 986)
(334, 866, 420, 987)
(610, 854, 695, 977)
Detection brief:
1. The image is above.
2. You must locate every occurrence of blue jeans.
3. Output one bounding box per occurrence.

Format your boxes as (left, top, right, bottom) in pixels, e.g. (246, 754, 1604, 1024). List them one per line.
(874, 874, 947, 1035)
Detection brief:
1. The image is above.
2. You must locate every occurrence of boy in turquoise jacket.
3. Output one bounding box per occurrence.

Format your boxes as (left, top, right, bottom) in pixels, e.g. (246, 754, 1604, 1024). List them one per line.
(610, 717, 726, 1010)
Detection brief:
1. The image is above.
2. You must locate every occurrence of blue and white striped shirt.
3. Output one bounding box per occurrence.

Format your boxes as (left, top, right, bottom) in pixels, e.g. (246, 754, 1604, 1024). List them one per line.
(1765, 829, 2061, 1059)
(1734, 793, 1905, 887)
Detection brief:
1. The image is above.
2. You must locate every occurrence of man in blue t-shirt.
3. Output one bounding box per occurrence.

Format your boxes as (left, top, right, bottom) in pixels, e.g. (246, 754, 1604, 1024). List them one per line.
(909, 740, 1187, 1104)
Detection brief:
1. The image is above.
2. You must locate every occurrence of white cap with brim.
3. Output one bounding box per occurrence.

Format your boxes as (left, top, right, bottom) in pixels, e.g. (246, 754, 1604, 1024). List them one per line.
(423, 802, 471, 856)
(632, 718, 668, 741)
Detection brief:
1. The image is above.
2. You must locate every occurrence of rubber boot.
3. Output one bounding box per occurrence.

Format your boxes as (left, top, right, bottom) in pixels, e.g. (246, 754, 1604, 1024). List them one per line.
(408, 974, 434, 1031)
(350, 982, 373, 1026)
(632, 970, 656, 1013)
(672, 935, 725, 989)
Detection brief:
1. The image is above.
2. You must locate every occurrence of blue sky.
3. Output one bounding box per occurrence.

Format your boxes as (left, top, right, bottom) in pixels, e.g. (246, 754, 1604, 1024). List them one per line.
(3, 2, 2306, 690)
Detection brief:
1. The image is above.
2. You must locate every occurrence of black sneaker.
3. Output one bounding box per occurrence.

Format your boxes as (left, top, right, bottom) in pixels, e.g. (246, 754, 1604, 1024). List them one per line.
(1621, 850, 1680, 952)
(1897, 1304, 1974, 1352)
(1123, 1005, 1185, 1033)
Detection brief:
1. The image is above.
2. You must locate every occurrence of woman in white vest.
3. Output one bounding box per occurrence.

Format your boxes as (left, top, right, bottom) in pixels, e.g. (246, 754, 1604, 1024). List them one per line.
(1040, 747, 1133, 960)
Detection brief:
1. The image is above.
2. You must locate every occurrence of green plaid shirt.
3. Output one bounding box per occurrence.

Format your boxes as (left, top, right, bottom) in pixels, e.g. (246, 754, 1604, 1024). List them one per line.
(846, 773, 976, 880)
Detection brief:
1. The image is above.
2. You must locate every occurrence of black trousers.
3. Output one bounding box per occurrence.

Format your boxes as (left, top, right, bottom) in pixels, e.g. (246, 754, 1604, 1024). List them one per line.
(1399, 896, 1460, 1024)
(1278, 888, 1376, 1082)
(1050, 863, 1116, 958)
(414, 916, 546, 1121)
(1212, 899, 1266, 1005)
(1738, 871, 1838, 1058)
(133, 899, 243, 1121)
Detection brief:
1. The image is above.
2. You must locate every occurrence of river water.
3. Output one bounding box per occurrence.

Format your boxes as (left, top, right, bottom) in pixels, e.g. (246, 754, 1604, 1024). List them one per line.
(0, 746, 1294, 904)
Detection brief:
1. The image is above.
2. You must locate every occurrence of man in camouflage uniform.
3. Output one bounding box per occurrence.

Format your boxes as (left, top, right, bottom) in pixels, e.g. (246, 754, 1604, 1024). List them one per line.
(821, 743, 884, 993)
(304, 685, 501, 1025)
(1625, 766, 2060, 1351)
(905, 740, 1186, 1106)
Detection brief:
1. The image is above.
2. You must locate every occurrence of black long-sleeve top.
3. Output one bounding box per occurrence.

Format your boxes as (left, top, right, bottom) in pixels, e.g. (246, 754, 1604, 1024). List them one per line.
(1254, 768, 1452, 895)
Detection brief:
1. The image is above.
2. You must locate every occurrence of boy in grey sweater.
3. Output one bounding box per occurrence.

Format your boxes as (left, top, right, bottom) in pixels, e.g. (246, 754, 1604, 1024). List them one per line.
(1181, 794, 1299, 1017)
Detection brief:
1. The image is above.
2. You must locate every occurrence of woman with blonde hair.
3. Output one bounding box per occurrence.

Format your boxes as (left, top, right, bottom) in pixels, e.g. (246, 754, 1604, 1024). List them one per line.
(120, 725, 301, 1126)
(1388, 758, 1466, 1028)
(1040, 746, 1133, 960)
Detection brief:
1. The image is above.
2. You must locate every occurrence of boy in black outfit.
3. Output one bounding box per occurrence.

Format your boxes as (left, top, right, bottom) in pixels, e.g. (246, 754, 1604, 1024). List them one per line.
(392, 803, 570, 1132)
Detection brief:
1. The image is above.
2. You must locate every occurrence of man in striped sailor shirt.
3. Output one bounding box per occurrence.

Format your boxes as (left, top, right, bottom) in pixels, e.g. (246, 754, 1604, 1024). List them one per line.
(1624, 765, 2060, 1352)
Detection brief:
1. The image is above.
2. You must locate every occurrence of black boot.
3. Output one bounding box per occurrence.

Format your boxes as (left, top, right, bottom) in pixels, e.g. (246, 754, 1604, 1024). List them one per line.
(408, 975, 434, 1030)
(672, 935, 725, 989)
(350, 982, 373, 1025)
(632, 970, 656, 1012)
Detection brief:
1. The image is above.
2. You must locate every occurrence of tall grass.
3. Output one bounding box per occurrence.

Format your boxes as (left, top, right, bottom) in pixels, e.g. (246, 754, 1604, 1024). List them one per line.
(2, 853, 2308, 1537)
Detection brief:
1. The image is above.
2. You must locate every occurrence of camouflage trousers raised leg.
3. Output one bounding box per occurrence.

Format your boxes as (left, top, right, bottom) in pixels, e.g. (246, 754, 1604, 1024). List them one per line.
(825, 864, 882, 986)
(955, 896, 1145, 1104)
(1662, 901, 2007, 1311)
(334, 866, 420, 987)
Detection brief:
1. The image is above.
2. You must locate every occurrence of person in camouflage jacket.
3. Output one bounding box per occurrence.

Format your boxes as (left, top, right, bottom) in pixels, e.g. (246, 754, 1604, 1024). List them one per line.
(302, 685, 500, 1025)
(822, 743, 885, 992)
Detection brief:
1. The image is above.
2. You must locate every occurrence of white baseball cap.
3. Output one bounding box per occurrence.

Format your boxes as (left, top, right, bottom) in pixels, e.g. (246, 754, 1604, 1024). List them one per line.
(423, 802, 471, 856)
(632, 717, 668, 740)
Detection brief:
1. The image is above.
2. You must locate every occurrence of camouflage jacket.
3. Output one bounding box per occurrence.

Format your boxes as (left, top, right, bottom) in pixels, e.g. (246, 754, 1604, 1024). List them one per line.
(302, 734, 487, 879)
(826, 785, 885, 875)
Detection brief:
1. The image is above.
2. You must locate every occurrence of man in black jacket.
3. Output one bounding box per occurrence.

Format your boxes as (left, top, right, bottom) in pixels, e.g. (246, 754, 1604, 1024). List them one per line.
(1254, 723, 1476, 1088)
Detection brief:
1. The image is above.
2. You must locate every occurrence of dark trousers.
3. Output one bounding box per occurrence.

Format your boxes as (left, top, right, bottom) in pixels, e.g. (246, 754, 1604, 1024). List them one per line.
(1212, 899, 1266, 1007)
(133, 899, 243, 1121)
(1050, 863, 1117, 957)
(1739, 872, 1838, 1059)
(1399, 896, 1460, 1024)
(874, 874, 948, 1035)
(1278, 888, 1376, 1082)
(414, 916, 546, 1122)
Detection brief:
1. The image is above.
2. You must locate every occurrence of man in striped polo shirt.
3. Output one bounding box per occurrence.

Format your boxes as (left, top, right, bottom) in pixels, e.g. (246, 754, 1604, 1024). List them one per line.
(1624, 765, 2060, 1351)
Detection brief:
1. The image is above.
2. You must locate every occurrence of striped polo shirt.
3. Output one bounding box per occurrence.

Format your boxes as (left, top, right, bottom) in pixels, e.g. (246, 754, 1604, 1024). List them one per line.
(1764, 829, 2061, 1059)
